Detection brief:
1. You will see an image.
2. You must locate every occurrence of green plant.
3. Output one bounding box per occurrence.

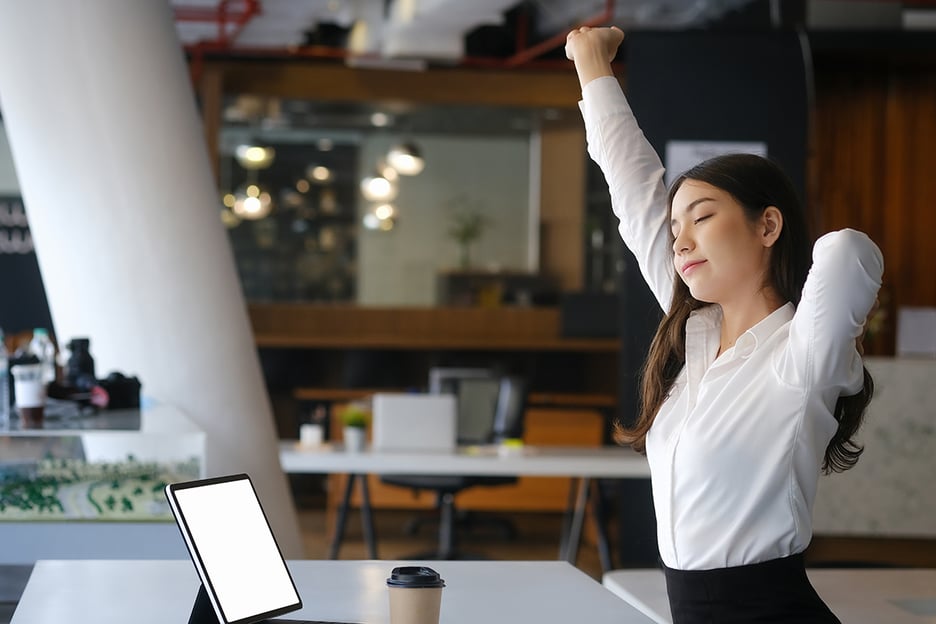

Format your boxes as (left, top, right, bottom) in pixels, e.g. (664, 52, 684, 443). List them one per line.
(446, 194, 490, 268)
(340, 406, 369, 428)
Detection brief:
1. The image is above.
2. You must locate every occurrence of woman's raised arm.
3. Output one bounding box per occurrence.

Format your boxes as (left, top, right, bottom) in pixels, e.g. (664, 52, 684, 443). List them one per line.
(569, 27, 675, 309)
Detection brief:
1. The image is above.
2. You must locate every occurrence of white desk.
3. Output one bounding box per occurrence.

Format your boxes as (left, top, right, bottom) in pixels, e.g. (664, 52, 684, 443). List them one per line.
(279, 443, 650, 569)
(280, 443, 650, 478)
(11, 559, 656, 624)
(602, 568, 936, 624)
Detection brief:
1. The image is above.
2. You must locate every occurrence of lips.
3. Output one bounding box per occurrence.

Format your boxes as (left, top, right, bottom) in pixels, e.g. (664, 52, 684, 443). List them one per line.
(681, 259, 706, 275)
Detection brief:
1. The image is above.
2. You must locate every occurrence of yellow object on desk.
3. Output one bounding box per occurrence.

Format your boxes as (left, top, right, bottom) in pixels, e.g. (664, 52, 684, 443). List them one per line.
(497, 438, 524, 457)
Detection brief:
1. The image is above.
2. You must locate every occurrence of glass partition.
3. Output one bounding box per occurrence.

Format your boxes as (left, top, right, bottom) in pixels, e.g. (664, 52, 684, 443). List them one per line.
(217, 97, 578, 306)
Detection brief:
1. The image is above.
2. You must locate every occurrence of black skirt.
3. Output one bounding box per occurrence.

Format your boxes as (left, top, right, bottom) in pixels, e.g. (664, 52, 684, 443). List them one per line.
(662, 553, 841, 624)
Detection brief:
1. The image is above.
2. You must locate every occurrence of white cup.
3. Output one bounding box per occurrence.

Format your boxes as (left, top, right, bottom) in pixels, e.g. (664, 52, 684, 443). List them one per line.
(11, 363, 45, 427)
(299, 423, 324, 447)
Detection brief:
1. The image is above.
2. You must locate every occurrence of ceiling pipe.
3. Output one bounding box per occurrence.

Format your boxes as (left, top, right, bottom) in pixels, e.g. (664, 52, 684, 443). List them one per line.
(180, 0, 262, 85)
(503, 0, 615, 67)
(174, 0, 262, 45)
(177, 0, 610, 72)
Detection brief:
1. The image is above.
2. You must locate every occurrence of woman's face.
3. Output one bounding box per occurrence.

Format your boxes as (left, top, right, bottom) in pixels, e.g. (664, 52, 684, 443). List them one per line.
(670, 179, 775, 306)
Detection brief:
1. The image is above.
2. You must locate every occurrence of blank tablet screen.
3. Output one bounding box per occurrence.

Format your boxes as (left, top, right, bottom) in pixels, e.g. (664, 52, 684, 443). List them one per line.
(167, 475, 301, 624)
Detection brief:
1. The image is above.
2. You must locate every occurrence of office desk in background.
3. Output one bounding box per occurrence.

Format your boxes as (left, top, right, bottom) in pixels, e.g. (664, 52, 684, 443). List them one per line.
(602, 568, 936, 624)
(11, 560, 655, 624)
(279, 443, 650, 570)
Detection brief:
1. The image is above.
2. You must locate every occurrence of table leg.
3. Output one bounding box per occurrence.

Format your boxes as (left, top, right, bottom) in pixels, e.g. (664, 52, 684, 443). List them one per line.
(329, 473, 356, 559)
(558, 478, 580, 560)
(359, 475, 378, 559)
(591, 479, 614, 573)
(565, 477, 590, 565)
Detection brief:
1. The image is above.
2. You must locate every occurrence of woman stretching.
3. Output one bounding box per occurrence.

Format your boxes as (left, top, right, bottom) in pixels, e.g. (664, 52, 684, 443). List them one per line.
(566, 26, 883, 623)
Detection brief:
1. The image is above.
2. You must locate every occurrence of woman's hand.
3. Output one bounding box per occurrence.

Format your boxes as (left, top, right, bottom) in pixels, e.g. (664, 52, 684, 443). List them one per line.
(565, 26, 625, 90)
(565, 26, 624, 63)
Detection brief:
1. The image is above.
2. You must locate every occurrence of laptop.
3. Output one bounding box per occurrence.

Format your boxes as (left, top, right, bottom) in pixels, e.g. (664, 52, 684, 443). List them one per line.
(371, 393, 457, 452)
(165, 473, 356, 624)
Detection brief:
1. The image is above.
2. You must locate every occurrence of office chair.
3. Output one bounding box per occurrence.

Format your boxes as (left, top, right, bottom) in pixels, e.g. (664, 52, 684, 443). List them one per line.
(380, 372, 527, 560)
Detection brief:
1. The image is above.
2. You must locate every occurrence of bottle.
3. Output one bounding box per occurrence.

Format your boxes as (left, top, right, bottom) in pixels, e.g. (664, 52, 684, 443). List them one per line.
(0, 329, 10, 428)
(65, 337, 96, 390)
(29, 328, 57, 385)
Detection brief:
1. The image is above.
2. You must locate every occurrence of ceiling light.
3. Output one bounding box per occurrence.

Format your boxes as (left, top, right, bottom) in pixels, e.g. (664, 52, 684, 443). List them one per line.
(360, 172, 397, 202)
(362, 212, 381, 230)
(386, 142, 424, 175)
(317, 138, 334, 151)
(232, 185, 273, 220)
(374, 203, 396, 220)
(362, 204, 397, 232)
(234, 144, 276, 170)
(220, 208, 241, 228)
(307, 165, 332, 182)
(296, 179, 310, 193)
(378, 160, 399, 182)
(370, 112, 390, 127)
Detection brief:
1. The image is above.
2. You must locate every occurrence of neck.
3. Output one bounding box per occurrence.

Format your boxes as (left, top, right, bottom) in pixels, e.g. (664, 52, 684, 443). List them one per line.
(717, 290, 785, 355)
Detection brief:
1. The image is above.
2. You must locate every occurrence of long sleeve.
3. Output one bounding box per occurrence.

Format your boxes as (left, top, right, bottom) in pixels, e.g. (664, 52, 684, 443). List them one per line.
(780, 229, 884, 394)
(579, 76, 674, 310)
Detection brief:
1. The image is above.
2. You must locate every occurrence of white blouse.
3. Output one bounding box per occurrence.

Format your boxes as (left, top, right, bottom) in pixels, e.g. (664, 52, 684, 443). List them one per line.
(580, 76, 884, 571)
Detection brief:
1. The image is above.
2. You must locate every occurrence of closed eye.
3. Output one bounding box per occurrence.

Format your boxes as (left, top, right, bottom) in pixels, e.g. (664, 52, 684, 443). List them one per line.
(693, 214, 712, 225)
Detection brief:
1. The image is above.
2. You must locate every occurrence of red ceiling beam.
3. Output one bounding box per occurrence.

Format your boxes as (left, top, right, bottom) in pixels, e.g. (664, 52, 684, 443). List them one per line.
(503, 0, 615, 68)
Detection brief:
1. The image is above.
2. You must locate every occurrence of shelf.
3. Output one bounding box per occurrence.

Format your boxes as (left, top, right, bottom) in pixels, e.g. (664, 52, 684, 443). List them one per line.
(249, 303, 620, 351)
(256, 333, 619, 352)
(293, 387, 616, 409)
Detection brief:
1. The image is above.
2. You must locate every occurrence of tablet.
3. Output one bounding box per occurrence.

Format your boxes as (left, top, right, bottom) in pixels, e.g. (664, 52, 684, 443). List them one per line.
(165, 474, 303, 624)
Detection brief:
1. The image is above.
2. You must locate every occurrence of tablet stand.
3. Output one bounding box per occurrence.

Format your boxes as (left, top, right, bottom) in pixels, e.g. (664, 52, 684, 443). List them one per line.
(188, 583, 351, 624)
(188, 585, 219, 624)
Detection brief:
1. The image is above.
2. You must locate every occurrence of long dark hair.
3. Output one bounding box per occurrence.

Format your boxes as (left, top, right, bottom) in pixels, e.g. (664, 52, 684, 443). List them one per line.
(616, 154, 873, 474)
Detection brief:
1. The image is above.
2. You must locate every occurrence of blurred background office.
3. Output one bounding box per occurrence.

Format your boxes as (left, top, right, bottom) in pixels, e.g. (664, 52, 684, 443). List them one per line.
(1, 0, 935, 601)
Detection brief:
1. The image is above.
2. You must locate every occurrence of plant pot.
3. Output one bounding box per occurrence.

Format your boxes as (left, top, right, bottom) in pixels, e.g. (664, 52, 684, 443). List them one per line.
(343, 426, 366, 453)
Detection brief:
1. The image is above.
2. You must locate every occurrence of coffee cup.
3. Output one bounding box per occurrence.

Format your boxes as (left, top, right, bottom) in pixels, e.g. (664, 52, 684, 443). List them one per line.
(11, 363, 45, 428)
(386, 566, 445, 624)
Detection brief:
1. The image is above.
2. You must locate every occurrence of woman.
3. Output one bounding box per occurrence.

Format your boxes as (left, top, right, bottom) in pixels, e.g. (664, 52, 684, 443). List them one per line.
(566, 26, 883, 623)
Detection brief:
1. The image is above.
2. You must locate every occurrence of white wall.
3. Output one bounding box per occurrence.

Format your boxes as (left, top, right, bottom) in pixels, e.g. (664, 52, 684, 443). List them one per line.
(357, 133, 531, 306)
(0, 123, 20, 194)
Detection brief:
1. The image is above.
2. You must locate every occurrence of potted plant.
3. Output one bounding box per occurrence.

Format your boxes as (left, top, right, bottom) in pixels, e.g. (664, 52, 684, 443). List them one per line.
(446, 194, 489, 269)
(340, 404, 369, 453)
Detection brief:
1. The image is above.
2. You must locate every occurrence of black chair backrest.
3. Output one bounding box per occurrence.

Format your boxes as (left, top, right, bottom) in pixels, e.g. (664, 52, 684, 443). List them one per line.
(491, 376, 527, 442)
(428, 367, 498, 444)
(427, 367, 526, 445)
(453, 377, 502, 444)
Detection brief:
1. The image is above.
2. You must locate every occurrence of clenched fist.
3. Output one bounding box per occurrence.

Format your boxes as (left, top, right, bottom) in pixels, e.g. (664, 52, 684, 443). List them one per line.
(565, 26, 624, 63)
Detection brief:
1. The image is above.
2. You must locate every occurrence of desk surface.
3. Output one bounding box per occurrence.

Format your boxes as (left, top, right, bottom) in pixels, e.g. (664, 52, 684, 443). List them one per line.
(602, 568, 936, 624)
(12, 560, 654, 624)
(279, 442, 650, 478)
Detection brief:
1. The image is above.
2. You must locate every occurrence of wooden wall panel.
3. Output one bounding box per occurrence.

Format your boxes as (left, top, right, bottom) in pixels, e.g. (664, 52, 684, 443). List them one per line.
(539, 122, 587, 292)
(812, 61, 936, 354)
(882, 69, 936, 309)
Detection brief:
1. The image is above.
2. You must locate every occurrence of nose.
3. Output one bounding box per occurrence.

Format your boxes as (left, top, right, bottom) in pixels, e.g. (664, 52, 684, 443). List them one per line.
(673, 229, 692, 255)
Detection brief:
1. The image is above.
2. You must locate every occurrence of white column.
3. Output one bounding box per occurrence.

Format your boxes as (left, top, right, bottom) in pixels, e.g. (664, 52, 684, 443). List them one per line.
(0, 0, 304, 557)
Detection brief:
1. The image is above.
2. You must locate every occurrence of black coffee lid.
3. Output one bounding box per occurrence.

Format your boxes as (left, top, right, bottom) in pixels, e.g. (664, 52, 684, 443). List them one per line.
(387, 566, 445, 588)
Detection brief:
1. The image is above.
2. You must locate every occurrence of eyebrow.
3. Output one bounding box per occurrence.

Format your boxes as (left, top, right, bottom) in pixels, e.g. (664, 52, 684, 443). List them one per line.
(670, 197, 716, 228)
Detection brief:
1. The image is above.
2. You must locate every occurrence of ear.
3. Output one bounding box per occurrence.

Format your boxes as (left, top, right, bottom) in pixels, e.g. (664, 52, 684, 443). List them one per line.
(761, 206, 783, 248)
